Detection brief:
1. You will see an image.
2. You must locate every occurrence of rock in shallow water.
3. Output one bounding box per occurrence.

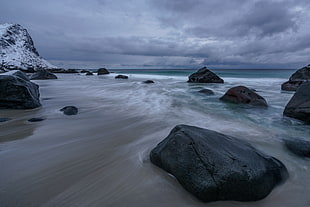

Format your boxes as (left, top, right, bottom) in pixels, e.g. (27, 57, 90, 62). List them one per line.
(188, 67, 224, 83)
(60, 106, 78, 115)
(284, 139, 310, 158)
(115, 75, 128, 79)
(143, 80, 154, 84)
(30, 69, 57, 80)
(283, 82, 310, 123)
(198, 88, 214, 95)
(150, 125, 288, 202)
(281, 65, 310, 91)
(97, 68, 110, 75)
(220, 86, 268, 107)
(28, 118, 45, 122)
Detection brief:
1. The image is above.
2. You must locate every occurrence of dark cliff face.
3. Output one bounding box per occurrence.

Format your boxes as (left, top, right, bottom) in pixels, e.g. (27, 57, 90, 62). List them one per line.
(0, 24, 39, 56)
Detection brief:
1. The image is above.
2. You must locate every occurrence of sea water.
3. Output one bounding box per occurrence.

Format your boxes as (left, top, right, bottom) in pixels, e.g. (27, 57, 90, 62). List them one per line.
(0, 69, 309, 207)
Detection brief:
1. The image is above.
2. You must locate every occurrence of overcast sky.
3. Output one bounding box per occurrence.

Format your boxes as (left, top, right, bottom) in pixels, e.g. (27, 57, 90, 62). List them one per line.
(1, 0, 309, 69)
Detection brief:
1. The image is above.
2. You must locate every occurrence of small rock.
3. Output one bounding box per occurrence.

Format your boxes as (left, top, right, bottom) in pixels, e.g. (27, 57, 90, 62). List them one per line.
(60, 106, 78, 115)
(284, 139, 310, 157)
(198, 88, 214, 95)
(115, 75, 128, 79)
(86, 71, 93, 76)
(143, 80, 154, 84)
(28, 118, 45, 122)
(220, 86, 268, 107)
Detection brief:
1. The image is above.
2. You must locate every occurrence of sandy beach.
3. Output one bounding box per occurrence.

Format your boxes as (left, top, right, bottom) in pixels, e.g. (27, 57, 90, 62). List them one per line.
(1, 72, 309, 207)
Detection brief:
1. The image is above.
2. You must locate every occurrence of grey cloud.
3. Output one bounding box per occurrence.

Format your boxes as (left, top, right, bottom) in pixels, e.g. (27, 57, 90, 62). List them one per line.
(0, 0, 309, 69)
(233, 1, 298, 37)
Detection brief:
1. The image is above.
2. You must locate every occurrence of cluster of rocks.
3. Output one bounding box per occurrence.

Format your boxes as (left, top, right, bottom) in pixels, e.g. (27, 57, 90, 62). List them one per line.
(0, 70, 78, 120)
(189, 66, 310, 123)
(148, 65, 310, 203)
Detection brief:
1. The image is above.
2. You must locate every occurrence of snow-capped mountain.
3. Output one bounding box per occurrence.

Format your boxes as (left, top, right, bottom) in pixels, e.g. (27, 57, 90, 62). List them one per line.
(0, 23, 56, 72)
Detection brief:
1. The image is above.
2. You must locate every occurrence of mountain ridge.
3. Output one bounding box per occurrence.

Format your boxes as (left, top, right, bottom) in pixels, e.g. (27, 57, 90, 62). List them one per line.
(0, 23, 56, 72)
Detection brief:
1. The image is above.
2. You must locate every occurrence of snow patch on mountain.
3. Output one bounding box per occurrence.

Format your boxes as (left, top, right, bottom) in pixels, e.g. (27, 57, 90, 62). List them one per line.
(0, 23, 57, 72)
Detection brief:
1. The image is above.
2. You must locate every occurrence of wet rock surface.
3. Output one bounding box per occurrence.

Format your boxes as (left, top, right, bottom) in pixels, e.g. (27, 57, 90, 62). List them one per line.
(150, 125, 288, 202)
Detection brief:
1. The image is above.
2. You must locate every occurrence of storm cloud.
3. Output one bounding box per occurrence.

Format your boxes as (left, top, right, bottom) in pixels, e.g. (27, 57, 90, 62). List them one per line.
(0, 0, 309, 69)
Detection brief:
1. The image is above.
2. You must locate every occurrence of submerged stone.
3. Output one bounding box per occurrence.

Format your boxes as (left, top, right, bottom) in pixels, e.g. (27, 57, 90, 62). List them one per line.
(60, 106, 78, 115)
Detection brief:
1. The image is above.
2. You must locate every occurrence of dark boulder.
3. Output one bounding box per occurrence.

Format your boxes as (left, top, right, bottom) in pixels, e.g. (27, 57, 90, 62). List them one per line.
(80, 70, 89, 73)
(0, 71, 41, 109)
(188, 67, 224, 83)
(284, 139, 310, 158)
(143, 80, 154, 84)
(290, 65, 310, 81)
(97, 68, 110, 75)
(115, 75, 128, 79)
(30, 69, 58, 80)
(283, 82, 310, 123)
(86, 71, 93, 76)
(281, 80, 304, 91)
(198, 88, 214, 95)
(28, 118, 45, 122)
(60, 106, 78, 115)
(281, 65, 310, 91)
(150, 125, 288, 202)
(220, 86, 268, 107)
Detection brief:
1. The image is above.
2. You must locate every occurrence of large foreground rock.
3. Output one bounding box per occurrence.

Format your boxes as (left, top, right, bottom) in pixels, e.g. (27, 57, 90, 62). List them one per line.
(30, 69, 57, 80)
(188, 67, 224, 83)
(0, 70, 41, 109)
(283, 82, 310, 123)
(220, 86, 268, 107)
(150, 125, 288, 202)
(281, 65, 310, 91)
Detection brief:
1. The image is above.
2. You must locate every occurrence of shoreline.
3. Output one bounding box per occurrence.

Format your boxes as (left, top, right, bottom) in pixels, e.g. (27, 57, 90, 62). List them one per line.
(1, 72, 309, 207)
